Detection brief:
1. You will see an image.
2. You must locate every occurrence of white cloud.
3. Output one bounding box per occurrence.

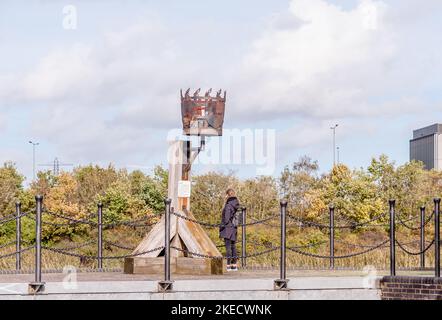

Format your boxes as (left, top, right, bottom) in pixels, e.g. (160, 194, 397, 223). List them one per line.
(231, 0, 441, 122)
(1, 0, 442, 176)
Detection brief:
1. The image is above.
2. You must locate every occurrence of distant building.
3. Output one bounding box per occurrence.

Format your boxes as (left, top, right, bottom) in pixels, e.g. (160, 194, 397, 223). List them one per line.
(410, 124, 442, 170)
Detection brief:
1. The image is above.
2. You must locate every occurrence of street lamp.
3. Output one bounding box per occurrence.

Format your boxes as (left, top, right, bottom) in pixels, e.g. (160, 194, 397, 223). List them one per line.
(337, 146, 340, 165)
(330, 124, 338, 166)
(29, 141, 40, 181)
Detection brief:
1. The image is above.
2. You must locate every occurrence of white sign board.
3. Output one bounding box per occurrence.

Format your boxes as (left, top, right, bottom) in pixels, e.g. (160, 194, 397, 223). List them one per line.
(178, 180, 191, 198)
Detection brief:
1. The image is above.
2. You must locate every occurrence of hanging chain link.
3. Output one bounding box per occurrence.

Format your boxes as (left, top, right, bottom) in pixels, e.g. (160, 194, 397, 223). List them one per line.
(171, 211, 278, 228)
(49, 240, 97, 251)
(0, 246, 34, 259)
(43, 211, 98, 226)
(287, 239, 389, 259)
(170, 245, 279, 260)
(287, 211, 388, 229)
(395, 239, 435, 256)
(27, 210, 157, 228)
(42, 245, 164, 260)
(334, 238, 391, 249)
(0, 240, 17, 249)
(103, 240, 135, 251)
(0, 213, 20, 225)
(396, 211, 435, 231)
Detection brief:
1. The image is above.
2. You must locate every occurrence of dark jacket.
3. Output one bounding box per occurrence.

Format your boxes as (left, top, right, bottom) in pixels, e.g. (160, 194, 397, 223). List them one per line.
(219, 196, 240, 241)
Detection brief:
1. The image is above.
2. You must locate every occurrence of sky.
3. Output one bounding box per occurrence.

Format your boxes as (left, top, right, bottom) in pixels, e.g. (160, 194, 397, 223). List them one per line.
(0, 0, 441, 183)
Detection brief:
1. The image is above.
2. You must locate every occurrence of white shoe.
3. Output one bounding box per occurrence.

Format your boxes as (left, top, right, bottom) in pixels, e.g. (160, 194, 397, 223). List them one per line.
(230, 265, 238, 271)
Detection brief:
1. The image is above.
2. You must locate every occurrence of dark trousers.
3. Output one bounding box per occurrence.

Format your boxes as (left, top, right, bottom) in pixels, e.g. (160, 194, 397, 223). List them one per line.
(224, 238, 237, 265)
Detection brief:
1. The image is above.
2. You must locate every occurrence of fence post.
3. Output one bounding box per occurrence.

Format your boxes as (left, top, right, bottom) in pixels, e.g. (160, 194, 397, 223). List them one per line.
(274, 200, 288, 290)
(329, 205, 335, 269)
(241, 206, 247, 269)
(435, 198, 440, 278)
(389, 199, 396, 276)
(28, 195, 45, 294)
(159, 198, 173, 292)
(15, 202, 21, 271)
(97, 203, 103, 270)
(420, 206, 425, 270)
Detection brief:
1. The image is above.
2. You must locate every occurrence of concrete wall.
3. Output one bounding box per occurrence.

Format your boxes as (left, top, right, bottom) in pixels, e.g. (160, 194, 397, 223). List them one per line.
(0, 277, 381, 300)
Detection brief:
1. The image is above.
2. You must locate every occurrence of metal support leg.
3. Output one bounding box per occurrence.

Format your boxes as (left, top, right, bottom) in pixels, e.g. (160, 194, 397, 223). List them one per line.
(97, 203, 103, 270)
(389, 200, 396, 277)
(159, 198, 173, 292)
(29, 195, 45, 294)
(420, 206, 425, 270)
(435, 198, 440, 278)
(329, 206, 335, 269)
(274, 200, 289, 290)
(16, 202, 21, 271)
(241, 207, 247, 269)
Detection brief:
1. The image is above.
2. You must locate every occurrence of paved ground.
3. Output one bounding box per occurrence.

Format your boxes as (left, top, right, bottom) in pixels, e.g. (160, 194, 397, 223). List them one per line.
(0, 268, 434, 283)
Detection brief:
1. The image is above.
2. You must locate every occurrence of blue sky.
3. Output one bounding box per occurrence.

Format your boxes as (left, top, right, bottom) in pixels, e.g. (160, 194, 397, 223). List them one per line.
(1, 0, 442, 183)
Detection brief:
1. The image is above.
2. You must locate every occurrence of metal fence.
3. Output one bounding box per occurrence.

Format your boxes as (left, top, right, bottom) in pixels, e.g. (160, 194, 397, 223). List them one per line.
(0, 196, 160, 278)
(156, 198, 442, 291)
(0, 196, 441, 292)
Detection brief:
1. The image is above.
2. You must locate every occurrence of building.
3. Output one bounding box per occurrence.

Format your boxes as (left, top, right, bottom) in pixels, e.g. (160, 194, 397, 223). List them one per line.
(410, 124, 442, 170)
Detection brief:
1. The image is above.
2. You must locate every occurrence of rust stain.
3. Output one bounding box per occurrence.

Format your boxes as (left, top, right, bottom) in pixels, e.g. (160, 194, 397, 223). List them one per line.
(180, 88, 226, 136)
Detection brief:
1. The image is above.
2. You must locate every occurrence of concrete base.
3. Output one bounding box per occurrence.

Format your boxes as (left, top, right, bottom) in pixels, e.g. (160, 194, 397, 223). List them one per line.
(158, 280, 174, 292)
(124, 257, 223, 275)
(0, 276, 381, 300)
(28, 282, 45, 295)
(274, 279, 289, 290)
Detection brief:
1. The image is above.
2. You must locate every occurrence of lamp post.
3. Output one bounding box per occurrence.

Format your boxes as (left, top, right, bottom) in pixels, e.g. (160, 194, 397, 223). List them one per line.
(330, 124, 338, 166)
(29, 141, 39, 181)
(337, 146, 340, 165)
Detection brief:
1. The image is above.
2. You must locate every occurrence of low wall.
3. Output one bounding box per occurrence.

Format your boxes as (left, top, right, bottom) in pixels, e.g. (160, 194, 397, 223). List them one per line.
(381, 276, 442, 300)
(0, 277, 381, 300)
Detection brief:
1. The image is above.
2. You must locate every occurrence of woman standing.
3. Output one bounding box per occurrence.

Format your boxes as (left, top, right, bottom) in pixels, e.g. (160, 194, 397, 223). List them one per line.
(219, 188, 240, 271)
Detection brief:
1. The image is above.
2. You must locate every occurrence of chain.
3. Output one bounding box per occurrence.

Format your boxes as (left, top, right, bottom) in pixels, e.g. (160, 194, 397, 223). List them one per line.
(0, 241, 17, 249)
(171, 211, 222, 228)
(28, 211, 157, 228)
(334, 238, 391, 249)
(102, 217, 157, 229)
(0, 213, 19, 225)
(171, 211, 278, 228)
(286, 215, 331, 229)
(102, 247, 164, 259)
(43, 211, 98, 226)
(42, 246, 164, 260)
(395, 239, 435, 256)
(249, 217, 281, 228)
(247, 238, 327, 250)
(287, 211, 388, 229)
(170, 245, 279, 259)
(396, 212, 434, 231)
(103, 240, 135, 251)
(241, 215, 279, 226)
(0, 246, 34, 259)
(287, 239, 389, 259)
(49, 240, 97, 251)
(287, 241, 328, 250)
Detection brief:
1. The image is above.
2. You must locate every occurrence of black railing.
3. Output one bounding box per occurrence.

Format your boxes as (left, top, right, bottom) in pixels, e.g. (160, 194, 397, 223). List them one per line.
(1, 195, 441, 294)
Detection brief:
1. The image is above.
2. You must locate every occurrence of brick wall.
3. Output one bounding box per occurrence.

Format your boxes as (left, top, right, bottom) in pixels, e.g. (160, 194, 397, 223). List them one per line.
(381, 276, 442, 300)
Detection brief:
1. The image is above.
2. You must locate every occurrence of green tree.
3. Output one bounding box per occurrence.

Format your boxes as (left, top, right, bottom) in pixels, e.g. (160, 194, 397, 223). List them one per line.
(0, 162, 24, 216)
(279, 156, 319, 214)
